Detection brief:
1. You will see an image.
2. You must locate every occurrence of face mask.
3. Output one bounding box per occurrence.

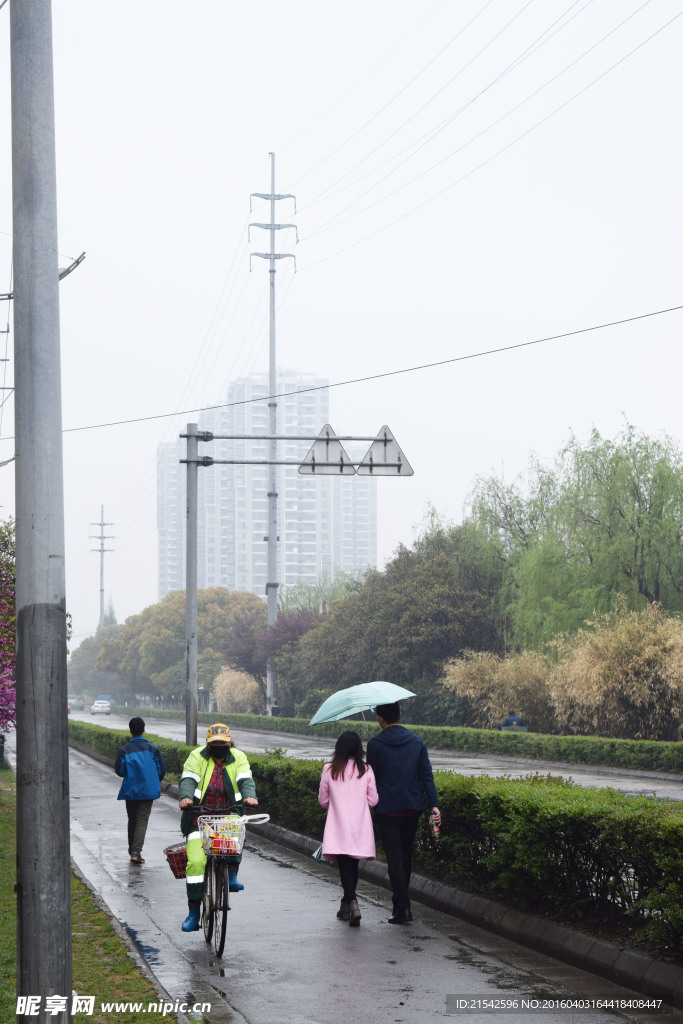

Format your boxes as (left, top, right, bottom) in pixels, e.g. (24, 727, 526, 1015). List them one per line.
(208, 744, 228, 761)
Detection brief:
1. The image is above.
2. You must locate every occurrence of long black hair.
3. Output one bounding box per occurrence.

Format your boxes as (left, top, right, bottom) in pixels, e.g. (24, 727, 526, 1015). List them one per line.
(329, 730, 367, 781)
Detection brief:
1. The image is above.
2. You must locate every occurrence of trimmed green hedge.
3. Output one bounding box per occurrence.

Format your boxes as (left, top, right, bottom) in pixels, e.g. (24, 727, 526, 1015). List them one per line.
(110, 706, 381, 741)
(417, 772, 683, 948)
(115, 706, 683, 774)
(70, 720, 683, 954)
(68, 720, 193, 779)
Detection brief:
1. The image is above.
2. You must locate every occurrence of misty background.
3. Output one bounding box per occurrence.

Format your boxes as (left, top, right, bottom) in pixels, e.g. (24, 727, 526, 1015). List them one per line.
(1, 0, 681, 644)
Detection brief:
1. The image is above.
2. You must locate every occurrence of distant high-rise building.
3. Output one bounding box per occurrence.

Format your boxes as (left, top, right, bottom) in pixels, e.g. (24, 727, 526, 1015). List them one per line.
(157, 369, 377, 601)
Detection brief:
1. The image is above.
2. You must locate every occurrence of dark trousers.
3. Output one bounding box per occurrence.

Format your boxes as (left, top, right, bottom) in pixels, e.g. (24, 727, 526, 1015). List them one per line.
(126, 799, 153, 854)
(336, 855, 359, 903)
(376, 813, 420, 912)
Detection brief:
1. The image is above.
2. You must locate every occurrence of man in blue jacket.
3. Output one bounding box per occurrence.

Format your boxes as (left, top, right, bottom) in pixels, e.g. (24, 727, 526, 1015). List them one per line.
(115, 717, 166, 865)
(367, 702, 440, 924)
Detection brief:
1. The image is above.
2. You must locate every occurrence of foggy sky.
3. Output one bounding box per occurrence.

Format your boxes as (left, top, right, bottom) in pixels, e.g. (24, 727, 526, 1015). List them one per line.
(1, 0, 681, 645)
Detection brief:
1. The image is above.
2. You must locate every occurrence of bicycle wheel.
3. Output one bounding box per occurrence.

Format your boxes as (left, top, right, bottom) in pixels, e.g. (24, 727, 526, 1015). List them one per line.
(202, 859, 214, 943)
(213, 861, 229, 957)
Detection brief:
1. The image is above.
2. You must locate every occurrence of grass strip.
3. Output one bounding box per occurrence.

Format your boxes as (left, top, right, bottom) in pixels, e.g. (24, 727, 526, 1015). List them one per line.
(0, 762, 180, 1024)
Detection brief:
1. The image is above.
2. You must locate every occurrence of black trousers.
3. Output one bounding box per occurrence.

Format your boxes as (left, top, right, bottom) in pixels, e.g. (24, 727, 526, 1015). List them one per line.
(126, 799, 153, 854)
(376, 813, 420, 912)
(336, 855, 360, 903)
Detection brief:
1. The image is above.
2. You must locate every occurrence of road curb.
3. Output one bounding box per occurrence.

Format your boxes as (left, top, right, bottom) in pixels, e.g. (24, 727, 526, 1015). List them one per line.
(68, 739, 683, 1010)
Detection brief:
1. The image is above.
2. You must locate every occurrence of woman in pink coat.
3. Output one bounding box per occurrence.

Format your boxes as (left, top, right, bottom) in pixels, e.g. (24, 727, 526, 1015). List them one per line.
(318, 730, 379, 927)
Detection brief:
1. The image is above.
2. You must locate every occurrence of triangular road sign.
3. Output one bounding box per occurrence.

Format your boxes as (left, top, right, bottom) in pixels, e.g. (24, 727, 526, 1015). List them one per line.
(357, 425, 413, 476)
(299, 424, 356, 475)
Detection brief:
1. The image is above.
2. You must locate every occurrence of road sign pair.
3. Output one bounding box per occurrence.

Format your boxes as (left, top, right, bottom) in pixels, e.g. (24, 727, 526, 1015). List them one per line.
(298, 424, 413, 476)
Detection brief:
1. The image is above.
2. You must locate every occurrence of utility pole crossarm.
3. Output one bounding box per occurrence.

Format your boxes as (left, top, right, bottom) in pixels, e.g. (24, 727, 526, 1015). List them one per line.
(250, 252, 296, 260)
(0, 250, 85, 301)
(249, 223, 299, 243)
(249, 252, 296, 272)
(250, 192, 297, 212)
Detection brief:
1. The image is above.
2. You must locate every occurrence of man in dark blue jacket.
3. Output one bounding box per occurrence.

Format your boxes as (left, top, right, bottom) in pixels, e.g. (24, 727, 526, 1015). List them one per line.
(367, 702, 440, 924)
(115, 717, 166, 865)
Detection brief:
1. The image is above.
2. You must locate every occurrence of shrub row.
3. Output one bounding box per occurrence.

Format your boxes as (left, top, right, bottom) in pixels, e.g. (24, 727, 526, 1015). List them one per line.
(417, 772, 683, 955)
(68, 720, 193, 779)
(115, 706, 683, 774)
(70, 720, 683, 954)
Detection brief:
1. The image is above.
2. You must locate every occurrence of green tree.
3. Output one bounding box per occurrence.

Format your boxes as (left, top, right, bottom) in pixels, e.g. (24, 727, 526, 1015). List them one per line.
(97, 588, 265, 700)
(103, 599, 117, 627)
(469, 424, 683, 648)
(275, 519, 498, 711)
(221, 602, 268, 704)
(67, 625, 122, 699)
(559, 425, 683, 608)
(280, 569, 357, 615)
(0, 517, 15, 579)
(221, 603, 327, 715)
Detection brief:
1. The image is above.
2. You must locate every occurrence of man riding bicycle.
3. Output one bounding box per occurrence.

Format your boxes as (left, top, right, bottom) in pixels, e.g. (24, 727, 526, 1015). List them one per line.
(178, 723, 258, 932)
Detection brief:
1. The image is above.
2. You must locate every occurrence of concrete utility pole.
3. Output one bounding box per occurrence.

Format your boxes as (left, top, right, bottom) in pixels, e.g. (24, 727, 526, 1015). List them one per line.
(90, 505, 114, 629)
(10, 0, 73, 1016)
(250, 153, 296, 715)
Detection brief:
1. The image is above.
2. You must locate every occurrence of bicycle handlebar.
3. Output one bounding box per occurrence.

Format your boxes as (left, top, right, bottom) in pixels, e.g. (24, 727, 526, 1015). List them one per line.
(192, 805, 270, 826)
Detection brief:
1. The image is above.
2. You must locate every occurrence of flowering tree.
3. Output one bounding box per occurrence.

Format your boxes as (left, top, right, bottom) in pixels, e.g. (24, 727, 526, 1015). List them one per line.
(0, 518, 16, 733)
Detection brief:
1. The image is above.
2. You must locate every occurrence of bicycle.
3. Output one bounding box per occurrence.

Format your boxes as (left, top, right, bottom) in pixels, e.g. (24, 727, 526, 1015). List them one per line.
(195, 806, 269, 957)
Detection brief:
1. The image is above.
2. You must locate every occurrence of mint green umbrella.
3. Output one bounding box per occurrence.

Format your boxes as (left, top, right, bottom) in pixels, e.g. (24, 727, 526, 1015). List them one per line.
(308, 681, 416, 726)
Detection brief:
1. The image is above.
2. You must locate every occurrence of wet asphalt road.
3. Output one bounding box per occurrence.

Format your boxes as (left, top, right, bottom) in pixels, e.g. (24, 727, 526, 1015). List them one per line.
(74, 710, 683, 802)
(6, 728, 683, 1023)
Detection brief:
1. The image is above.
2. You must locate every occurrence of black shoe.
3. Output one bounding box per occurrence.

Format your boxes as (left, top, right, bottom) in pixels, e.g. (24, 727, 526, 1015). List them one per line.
(388, 908, 413, 924)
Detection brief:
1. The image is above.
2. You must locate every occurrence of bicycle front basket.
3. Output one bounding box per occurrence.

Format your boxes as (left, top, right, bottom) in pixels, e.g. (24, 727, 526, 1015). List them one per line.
(198, 814, 246, 855)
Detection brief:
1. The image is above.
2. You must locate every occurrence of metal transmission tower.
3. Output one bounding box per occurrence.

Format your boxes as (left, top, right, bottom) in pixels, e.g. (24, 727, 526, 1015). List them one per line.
(249, 153, 297, 715)
(90, 505, 114, 629)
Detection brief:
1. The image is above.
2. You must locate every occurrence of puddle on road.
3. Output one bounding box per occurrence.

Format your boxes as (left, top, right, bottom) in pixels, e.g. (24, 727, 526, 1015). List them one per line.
(124, 925, 162, 966)
(446, 934, 552, 993)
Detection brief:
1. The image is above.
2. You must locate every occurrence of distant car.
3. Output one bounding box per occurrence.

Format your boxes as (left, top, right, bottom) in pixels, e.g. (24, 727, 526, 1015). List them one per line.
(90, 700, 111, 716)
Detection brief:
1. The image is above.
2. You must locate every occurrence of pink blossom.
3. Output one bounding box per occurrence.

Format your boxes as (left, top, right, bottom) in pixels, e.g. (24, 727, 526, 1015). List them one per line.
(0, 569, 15, 733)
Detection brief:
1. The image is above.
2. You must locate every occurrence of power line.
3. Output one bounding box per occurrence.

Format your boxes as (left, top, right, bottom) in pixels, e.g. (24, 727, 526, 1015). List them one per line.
(293, 0, 501, 206)
(305, 0, 663, 246)
(302, 0, 595, 225)
(1, 302, 679, 442)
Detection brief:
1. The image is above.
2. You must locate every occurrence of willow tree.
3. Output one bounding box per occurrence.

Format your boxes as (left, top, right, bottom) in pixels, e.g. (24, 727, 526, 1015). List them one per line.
(469, 424, 683, 648)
